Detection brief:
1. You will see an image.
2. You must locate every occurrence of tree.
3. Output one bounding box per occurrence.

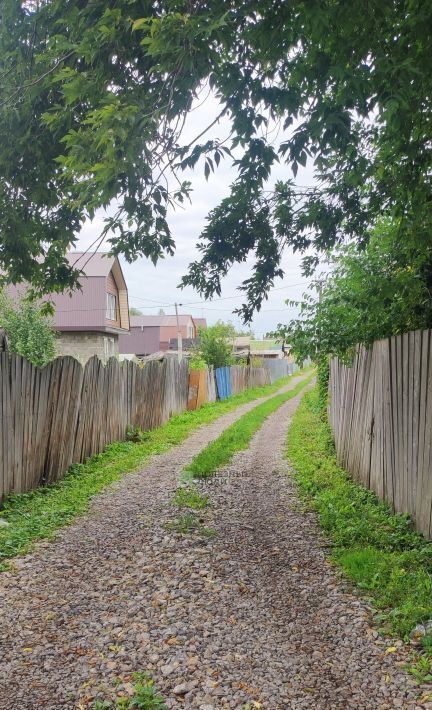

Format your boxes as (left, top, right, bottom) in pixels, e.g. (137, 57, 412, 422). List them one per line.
(1, 2, 431, 319)
(231, 323, 254, 338)
(273, 220, 432, 363)
(129, 307, 143, 316)
(211, 320, 253, 338)
(196, 323, 234, 369)
(0, 294, 57, 366)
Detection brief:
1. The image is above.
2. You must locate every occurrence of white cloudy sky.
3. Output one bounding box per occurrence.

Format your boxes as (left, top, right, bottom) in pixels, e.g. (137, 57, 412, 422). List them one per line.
(76, 94, 318, 337)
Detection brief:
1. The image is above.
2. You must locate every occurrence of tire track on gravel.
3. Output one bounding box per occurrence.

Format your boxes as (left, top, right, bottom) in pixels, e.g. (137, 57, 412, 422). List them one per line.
(185, 385, 425, 709)
(0, 374, 309, 709)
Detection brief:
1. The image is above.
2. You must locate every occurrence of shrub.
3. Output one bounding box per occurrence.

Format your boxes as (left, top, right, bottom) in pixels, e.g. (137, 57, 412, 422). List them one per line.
(0, 293, 56, 366)
(188, 353, 207, 370)
(196, 323, 234, 369)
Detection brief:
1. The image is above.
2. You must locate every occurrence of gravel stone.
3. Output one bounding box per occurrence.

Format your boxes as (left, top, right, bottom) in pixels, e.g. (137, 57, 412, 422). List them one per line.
(0, 375, 429, 708)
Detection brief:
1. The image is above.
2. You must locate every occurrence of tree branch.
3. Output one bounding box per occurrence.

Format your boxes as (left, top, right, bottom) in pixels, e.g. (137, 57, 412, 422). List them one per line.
(0, 50, 75, 109)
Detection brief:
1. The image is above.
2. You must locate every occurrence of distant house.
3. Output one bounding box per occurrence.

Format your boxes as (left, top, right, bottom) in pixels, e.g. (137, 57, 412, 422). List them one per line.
(52, 252, 130, 360)
(119, 314, 197, 357)
(7, 252, 130, 361)
(233, 336, 251, 352)
(250, 339, 293, 361)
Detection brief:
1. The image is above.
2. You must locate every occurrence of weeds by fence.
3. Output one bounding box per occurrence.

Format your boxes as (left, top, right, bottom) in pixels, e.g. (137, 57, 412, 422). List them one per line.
(329, 329, 432, 539)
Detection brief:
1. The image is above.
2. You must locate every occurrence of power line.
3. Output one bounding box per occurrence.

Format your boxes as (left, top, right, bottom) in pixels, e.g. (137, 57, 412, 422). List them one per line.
(176, 281, 309, 306)
(52, 303, 298, 315)
(127, 295, 173, 306)
(128, 280, 309, 310)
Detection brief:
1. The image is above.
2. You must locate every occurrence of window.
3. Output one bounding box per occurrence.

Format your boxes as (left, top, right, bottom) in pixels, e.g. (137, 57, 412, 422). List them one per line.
(106, 292, 117, 321)
(103, 336, 116, 358)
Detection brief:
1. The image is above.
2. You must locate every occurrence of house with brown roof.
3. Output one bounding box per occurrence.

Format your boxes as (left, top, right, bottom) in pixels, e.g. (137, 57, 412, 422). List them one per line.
(119, 314, 197, 357)
(54, 252, 130, 360)
(6, 252, 130, 361)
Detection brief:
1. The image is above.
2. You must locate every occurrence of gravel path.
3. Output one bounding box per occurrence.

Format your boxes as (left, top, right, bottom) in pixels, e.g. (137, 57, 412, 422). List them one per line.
(0, 376, 428, 709)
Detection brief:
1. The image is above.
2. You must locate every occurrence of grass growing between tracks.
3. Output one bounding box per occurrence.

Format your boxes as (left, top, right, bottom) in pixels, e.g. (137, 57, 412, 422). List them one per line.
(0, 371, 308, 569)
(287, 387, 432, 683)
(184, 373, 314, 480)
(92, 671, 167, 709)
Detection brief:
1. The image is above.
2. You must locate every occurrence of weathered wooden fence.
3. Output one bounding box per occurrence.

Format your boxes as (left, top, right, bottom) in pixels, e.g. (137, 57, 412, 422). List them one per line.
(230, 365, 271, 394)
(0, 353, 290, 502)
(0, 353, 189, 503)
(262, 359, 298, 383)
(329, 329, 432, 539)
(206, 366, 217, 402)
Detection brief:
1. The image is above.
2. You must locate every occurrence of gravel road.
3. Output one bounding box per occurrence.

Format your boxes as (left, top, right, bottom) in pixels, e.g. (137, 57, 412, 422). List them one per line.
(0, 376, 428, 709)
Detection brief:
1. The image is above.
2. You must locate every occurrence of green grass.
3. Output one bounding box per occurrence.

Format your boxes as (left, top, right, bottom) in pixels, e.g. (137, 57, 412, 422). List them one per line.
(93, 672, 167, 709)
(165, 512, 215, 537)
(287, 387, 432, 681)
(0, 372, 307, 569)
(185, 373, 315, 479)
(172, 486, 209, 510)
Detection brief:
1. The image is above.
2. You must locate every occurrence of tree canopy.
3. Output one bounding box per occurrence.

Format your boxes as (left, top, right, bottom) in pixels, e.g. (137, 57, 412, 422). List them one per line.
(1, 1, 431, 319)
(273, 220, 432, 363)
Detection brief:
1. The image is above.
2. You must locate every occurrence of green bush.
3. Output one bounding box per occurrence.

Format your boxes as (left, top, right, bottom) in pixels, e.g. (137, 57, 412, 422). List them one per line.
(197, 323, 234, 369)
(188, 353, 207, 370)
(0, 293, 56, 366)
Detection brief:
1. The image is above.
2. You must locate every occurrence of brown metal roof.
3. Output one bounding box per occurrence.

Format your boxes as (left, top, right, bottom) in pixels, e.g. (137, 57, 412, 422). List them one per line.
(66, 252, 117, 277)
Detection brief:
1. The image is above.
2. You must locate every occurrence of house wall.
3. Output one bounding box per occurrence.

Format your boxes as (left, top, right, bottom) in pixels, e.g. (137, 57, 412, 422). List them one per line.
(56, 331, 119, 362)
(118, 326, 160, 355)
(110, 259, 130, 330)
(51, 278, 107, 330)
(4, 255, 130, 338)
(160, 322, 195, 350)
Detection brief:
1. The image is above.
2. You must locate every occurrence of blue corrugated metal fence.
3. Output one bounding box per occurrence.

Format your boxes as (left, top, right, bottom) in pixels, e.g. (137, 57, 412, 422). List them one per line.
(215, 366, 232, 399)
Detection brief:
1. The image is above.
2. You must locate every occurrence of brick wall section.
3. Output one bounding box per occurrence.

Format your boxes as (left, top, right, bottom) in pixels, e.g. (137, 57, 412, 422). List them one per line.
(56, 332, 119, 362)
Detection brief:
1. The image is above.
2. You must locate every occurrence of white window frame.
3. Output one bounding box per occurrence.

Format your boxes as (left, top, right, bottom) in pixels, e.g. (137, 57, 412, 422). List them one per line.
(103, 336, 116, 358)
(106, 292, 117, 321)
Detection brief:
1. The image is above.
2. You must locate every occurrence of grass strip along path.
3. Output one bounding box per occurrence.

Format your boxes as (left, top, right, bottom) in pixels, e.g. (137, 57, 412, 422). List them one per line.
(170, 372, 314, 539)
(288, 387, 432, 686)
(183, 372, 315, 481)
(0, 370, 309, 569)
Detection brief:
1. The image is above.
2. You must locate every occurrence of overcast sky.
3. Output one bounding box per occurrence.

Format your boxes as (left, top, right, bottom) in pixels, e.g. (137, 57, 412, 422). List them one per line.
(76, 94, 318, 338)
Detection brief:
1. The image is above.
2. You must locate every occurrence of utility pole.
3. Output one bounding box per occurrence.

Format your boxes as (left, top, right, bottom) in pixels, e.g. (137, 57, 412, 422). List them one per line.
(174, 302, 183, 362)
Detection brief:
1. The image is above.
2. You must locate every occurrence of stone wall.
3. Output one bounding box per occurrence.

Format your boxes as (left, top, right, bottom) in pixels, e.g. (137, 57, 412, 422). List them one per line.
(56, 331, 119, 362)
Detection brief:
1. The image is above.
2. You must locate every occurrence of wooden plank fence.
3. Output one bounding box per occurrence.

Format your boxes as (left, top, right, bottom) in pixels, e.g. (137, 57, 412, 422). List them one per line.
(0, 354, 282, 503)
(329, 329, 432, 539)
(262, 359, 298, 383)
(0, 353, 189, 503)
(230, 365, 271, 394)
(206, 366, 217, 403)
